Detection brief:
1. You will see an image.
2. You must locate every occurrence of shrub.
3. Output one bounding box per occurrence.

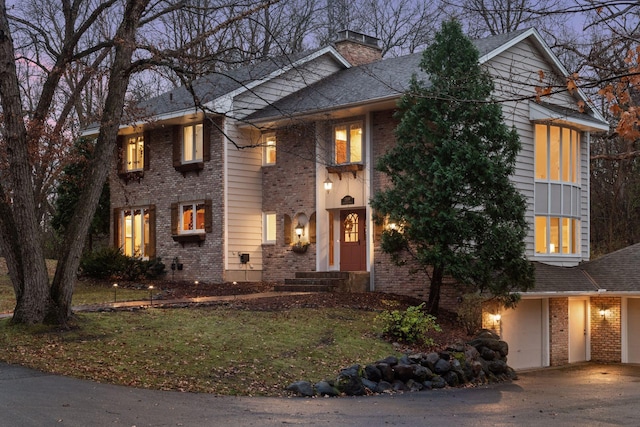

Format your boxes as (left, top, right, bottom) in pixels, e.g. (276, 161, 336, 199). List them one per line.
(377, 303, 441, 345)
(80, 247, 166, 280)
(456, 293, 484, 336)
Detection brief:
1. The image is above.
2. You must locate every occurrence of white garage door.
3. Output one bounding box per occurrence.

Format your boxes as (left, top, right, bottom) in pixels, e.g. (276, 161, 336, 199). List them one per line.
(627, 298, 640, 363)
(500, 299, 544, 369)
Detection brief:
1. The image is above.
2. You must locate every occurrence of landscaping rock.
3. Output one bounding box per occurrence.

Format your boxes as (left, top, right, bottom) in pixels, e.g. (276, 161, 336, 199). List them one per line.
(364, 364, 382, 382)
(286, 381, 315, 397)
(315, 381, 339, 397)
(434, 358, 451, 375)
(286, 330, 516, 397)
(336, 366, 366, 396)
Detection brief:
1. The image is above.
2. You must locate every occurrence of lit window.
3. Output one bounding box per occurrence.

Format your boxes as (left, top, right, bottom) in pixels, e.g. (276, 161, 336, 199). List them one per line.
(125, 134, 144, 171)
(264, 212, 276, 243)
(183, 123, 203, 163)
(181, 202, 206, 233)
(535, 124, 580, 184)
(534, 124, 582, 256)
(119, 207, 152, 258)
(263, 134, 276, 165)
(344, 212, 359, 242)
(535, 216, 580, 255)
(335, 122, 362, 165)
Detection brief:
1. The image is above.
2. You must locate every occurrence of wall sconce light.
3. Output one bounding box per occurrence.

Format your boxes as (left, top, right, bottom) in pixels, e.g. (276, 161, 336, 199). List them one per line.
(295, 222, 304, 241)
(490, 313, 502, 326)
(599, 307, 608, 319)
(323, 176, 333, 193)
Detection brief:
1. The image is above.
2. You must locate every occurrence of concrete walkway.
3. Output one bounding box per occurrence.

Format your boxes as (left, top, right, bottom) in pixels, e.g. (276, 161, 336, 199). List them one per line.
(0, 291, 312, 320)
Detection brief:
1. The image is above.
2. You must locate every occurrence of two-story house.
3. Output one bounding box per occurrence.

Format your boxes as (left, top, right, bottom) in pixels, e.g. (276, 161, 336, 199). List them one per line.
(91, 28, 640, 370)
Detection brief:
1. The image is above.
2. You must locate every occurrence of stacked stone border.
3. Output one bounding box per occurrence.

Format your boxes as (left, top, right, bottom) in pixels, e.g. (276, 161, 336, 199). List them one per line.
(286, 329, 516, 397)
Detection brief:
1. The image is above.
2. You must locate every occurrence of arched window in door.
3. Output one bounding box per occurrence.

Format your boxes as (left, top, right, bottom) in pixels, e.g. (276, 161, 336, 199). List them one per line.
(344, 212, 359, 242)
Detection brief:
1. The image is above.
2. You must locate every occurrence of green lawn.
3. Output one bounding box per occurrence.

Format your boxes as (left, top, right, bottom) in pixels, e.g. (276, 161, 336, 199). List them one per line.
(0, 258, 401, 396)
(0, 307, 397, 396)
(0, 258, 151, 313)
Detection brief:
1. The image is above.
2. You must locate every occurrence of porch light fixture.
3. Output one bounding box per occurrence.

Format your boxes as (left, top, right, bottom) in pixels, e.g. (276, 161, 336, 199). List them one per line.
(323, 176, 333, 193)
(490, 313, 502, 325)
(295, 222, 304, 241)
(599, 307, 608, 319)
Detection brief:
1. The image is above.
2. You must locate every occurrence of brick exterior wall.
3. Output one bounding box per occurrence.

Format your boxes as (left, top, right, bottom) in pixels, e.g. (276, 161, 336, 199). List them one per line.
(369, 109, 465, 312)
(261, 123, 317, 282)
(590, 296, 621, 362)
(334, 40, 382, 66)
(110, 117, 225, 283)
(549, 298, 569, 366)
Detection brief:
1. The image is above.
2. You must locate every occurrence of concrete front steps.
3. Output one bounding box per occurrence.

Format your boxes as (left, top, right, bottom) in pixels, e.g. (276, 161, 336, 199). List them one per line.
(275, 271, 370, 293)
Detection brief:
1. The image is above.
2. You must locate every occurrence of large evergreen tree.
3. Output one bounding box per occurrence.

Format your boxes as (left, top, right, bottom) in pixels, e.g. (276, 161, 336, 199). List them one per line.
(371, 20, 534, 314)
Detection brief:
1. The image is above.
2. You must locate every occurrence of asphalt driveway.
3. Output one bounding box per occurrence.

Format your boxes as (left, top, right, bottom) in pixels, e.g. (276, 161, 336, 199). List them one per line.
(1, 362, 639, 426)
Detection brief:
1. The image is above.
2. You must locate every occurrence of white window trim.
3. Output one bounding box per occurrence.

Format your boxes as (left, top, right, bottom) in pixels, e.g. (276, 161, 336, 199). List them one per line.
(334, 120, 364, 165)
(263, 133, 276, 166)
(263, 212, 277, 244)
(125, 134, 144, 172)
(182, 123, 203, 164)
(120, 206, 150, 259)
(180, 201, 206, 234)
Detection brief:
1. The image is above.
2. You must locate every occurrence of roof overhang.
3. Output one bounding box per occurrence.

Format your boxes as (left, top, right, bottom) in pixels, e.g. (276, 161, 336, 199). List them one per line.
(517, 290, 640, 298)
(480, 28, 608, 126)
(529, 101, 610, 132)
(242, 96, 399, 129)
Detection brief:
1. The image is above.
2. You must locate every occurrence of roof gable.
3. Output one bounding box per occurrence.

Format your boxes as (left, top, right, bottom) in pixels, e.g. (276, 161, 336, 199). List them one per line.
(246, 28, 607, 126)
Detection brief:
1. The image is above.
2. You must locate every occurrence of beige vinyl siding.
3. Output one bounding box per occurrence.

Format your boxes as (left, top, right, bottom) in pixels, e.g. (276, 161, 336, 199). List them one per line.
(484, 38, 588, 261)
(225, 123, 263, 273)
(233, 55, 343, 119)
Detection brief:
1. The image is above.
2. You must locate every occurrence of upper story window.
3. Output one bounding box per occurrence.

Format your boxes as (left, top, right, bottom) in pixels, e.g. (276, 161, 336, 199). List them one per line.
(125, 134, 144, 172)
(183, 123, 204, 163)
(534, 124, 582, 256)
(334, 122, 362, 165)
(118, 132, 149, 180)
(535, 124, 580, 183)
(172, 120, 211, 174)
(263, 134, 276, 165)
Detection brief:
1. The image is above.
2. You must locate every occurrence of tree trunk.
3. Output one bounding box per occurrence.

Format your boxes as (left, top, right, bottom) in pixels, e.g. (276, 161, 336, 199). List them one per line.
(48, 0, 150, 326)
(0, 1, 51, 323)
(426, 264, 444, 315)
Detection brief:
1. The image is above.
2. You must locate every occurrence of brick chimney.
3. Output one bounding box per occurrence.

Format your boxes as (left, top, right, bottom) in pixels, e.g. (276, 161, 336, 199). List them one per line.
(334, 29, 382, 66)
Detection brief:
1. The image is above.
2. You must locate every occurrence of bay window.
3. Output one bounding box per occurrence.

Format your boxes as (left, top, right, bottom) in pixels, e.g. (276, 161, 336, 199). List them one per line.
(534, 123, 581, 255)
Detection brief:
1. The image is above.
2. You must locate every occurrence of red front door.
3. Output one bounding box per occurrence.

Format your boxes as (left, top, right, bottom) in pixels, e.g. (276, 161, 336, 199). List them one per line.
(340, 209, 366, 271)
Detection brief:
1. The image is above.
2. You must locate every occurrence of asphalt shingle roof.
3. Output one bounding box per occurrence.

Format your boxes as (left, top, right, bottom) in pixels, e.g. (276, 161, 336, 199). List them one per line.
(579, 244, 640, 292)
(529, 262, 598, 294)
(247, 31, 534, 122)
(136, 50, 316, 117)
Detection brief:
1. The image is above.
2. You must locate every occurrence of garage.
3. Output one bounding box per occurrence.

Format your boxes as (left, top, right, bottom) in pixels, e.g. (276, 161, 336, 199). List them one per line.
(500, 298, 547, 369)
(626, 298, 640, 363)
